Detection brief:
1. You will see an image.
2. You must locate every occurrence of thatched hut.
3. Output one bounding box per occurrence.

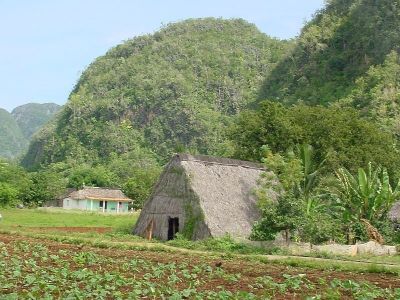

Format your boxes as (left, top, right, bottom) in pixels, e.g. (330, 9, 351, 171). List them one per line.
(134, 154, 269, 241)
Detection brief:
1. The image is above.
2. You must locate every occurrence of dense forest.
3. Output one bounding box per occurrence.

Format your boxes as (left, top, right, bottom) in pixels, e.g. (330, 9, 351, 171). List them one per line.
(2, 0, 400, 244)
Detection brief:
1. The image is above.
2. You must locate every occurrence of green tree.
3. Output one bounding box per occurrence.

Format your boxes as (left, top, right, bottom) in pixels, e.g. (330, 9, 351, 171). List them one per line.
(68, 165, 118, 189)
(0, 160, 31, 207)
(123, 168, 160, 210)
(252, 145, 344, 244)
(25, 170, 67, 206)
(0, 182, 19, 206)
(232, 101, 400, 176)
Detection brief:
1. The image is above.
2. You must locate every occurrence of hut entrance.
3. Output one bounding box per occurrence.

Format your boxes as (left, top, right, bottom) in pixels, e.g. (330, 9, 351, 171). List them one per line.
(167, 217, 179, 240)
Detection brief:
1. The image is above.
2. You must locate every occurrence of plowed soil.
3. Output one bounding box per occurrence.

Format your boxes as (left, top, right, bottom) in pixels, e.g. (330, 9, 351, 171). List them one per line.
(0, 233, 399, 299)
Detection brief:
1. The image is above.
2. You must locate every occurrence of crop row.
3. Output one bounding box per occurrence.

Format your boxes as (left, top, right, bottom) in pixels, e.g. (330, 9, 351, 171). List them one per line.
(0, 239, 399, 299)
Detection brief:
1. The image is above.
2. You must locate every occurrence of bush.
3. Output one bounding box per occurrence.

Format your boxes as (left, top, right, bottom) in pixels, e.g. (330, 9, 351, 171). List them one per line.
(167, 234, 266, 255)
(298, 213, 346, 245)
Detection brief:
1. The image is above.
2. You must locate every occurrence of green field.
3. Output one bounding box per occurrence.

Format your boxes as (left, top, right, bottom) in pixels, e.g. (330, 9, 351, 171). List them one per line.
(0, 208, 139, 232)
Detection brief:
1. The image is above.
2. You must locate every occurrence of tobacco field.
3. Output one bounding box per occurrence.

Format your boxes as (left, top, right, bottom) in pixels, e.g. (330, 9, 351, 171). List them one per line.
(1, 234, 400, 299)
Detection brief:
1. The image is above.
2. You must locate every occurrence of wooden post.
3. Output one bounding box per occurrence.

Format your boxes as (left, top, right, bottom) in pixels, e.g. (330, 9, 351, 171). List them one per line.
(145, 219, 154, 240)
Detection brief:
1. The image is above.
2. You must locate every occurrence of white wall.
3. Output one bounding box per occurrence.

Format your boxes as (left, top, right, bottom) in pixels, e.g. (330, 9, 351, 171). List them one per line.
(62, 198, 87, 210)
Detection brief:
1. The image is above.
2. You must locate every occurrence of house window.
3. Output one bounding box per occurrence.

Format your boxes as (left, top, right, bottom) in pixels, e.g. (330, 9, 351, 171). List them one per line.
(99, 201, 103, 208)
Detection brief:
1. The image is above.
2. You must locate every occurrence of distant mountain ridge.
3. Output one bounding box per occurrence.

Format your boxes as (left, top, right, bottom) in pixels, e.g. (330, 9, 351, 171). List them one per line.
(0, 103, 61, 159)
(0, 108, 25, 159)
(11, 103, 61, 140)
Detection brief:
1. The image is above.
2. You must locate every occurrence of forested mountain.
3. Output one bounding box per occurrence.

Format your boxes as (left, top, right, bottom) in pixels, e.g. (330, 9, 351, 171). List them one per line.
(0, 103, 60, 160)
(11, 103, 61, 140)
(0, 108, 25, 159)
(23, 18, 291, 169)
(260, 0, 400, 106)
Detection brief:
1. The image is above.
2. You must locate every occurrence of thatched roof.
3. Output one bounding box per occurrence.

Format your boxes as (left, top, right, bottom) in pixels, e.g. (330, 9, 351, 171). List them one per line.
(177, 154, 264, 170)
(178, 154, 265, 238)
(134, 154, 273, 240)
(68, 187, 131, 202)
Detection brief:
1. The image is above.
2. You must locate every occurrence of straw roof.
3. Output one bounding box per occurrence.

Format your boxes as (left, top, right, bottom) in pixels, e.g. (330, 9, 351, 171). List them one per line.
(68, 187, 131, 202)
(134, 154, 273, 240)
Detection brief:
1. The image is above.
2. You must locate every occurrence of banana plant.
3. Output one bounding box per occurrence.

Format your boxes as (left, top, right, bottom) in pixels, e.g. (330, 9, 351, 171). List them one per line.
(334, 162, 400, 223)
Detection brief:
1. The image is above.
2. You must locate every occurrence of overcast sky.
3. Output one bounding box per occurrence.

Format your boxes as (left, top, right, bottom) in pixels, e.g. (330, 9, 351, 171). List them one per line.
(0, 0, 325, 111)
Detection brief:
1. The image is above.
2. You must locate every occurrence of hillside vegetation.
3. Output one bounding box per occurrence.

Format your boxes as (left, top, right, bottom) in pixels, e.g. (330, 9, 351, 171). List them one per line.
(260, 0, 400, 107)
(23, 18, 291, 169)
(0, 109, 25, 159)
(12, 103, 61, 140)
(0, 103, 60, 160)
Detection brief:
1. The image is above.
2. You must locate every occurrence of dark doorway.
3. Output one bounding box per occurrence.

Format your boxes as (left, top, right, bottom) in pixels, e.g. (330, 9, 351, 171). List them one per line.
(167, 217, 179, 240)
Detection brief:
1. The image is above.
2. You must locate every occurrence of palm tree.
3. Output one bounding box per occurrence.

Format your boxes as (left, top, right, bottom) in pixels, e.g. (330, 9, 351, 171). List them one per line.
(296, 144, 326, 215)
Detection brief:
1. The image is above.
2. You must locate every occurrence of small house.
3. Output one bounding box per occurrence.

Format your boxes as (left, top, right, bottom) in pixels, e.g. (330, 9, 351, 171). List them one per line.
(63, 187, 131, 213)
(134, 154, 272, 241)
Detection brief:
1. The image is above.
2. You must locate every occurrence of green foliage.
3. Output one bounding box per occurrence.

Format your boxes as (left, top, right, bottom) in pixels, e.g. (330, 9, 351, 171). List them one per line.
(167, 233, 267, 255)
(0, 182, 19, 207)
(332, 163, 400, 242)
(260, 0, 400, 106)
(252, 146, 345, 244)
(0, 108, 25, 160)
(334, 164, 399, 222)
(339, 51, 400, 138)
(0, 104, 60, 160)
(122, 168, 160, 210)
(231, 101, 296, 161)
(180, 203, 204, 240)
(253, 147, 400, 244)
(107, 150, 161, 208)
(25, 170, 67, 206)
(68, 165, 118, 189)
(233, 101, 400, 175)
(11, 103, 61, 140)
(0, 160, 31, 207)
(23, 18, 291, 169)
